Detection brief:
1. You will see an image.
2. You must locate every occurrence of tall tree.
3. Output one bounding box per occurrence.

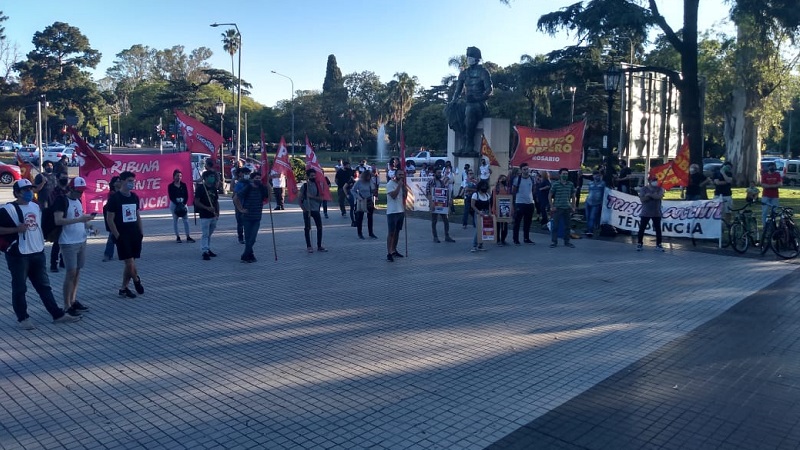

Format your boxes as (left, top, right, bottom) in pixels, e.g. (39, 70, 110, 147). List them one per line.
(321, 54, 348, 149)
(221, 28, 239, 105)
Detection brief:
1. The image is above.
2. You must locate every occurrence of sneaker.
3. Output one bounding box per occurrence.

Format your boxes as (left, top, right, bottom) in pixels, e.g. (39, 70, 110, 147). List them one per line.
(478, 245, 486, 251)
(324, 214, 329, 219)
(176, 236, 182, 243)
(358, 235, 365, 240)
(549, 242, 557, 248)
(53, 313, 81, 324)
(565, 243, 575, 248)
(636, 244, 643, 252)
(102, 256, 112, 262)
(585, 232, 594, 238)
(433, 238, 441, 243)
(66, 306, 82, 317)
(369, 234, 379, 239)
(524, 239, 535, 245)
(249, 256, 258, 263)
(514, 241, 521, 245)
(307, 247, 314, 253)
(656, 245, 666, 252)
(73, 301, 89, 312)
(50, 266, 58, 273)
(186, 236, 196, 243)
(203, 252, 211, 261)
(387, 253, 394, 262)
(207, 250, 217, 257)
(119, 288, 137, 299)
(470, 247, 478, 253)
(18, 318, 35, 330)
(497, 242, 505, 247)
(238, 239, 245, 245)
(391, 251, 404, 258)
(133, 276, 144, 295)
(445, 237, 456, 243)
(317, 247, 328, 252)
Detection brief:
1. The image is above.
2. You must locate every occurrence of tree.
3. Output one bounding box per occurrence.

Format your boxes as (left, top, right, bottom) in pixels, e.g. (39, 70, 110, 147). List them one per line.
(221, 29, 239, 105)
(321, 54, 349, 149)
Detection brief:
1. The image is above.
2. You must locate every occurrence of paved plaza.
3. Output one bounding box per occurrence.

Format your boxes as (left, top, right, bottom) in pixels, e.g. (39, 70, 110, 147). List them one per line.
(1, 191, 799, 449)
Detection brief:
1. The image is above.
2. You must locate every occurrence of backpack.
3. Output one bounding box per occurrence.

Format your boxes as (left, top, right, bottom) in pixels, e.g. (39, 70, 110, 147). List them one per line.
(41, 195, 68, 243)
(296, 183, 308, 210)
(0, 202, 25, 253)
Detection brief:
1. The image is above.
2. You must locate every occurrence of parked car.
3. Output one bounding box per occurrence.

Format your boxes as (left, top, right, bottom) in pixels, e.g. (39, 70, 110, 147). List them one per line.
(760, 158, 786, 172)
(0, 140, 20, 152)
(162, 141, 175, 149)
(94, 142, 108, 151)
(0, 161, 22, 185)
(46, 142, 66, 151)
(125, 141, 142, 148)
(16, 147, 39, 163)
(703, 162, 723, 178)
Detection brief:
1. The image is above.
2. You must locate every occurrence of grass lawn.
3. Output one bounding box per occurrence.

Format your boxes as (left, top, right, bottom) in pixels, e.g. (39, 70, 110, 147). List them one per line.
(663, 187, 800, 212)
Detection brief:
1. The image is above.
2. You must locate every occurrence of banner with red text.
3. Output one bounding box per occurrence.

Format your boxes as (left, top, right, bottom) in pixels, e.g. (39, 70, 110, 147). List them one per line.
(80, 153, 193, 213)
(600, 188, 722, 239)
(511, 120, 585, 170)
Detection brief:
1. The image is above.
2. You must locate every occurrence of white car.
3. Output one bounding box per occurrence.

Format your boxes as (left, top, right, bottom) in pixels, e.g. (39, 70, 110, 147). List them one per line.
(0, 140, 20, 152)
(125, 141, 142, 148)
(162, 141, 175, 149)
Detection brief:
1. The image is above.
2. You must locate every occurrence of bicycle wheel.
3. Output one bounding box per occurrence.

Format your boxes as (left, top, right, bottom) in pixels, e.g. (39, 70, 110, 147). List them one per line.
(771, 227, 800, 259)
(720, 219, 730, 248)
(730, 222, 749, 253)
(760, 222, 773, 255)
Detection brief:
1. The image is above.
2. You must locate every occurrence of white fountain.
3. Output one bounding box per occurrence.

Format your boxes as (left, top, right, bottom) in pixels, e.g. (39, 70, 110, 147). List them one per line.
(376, 123, 388, 162)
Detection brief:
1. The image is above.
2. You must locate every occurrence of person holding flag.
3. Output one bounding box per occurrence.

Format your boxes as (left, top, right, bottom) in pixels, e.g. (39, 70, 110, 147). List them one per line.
(272, 137, 299, 202)
(300, 169, 327, 253)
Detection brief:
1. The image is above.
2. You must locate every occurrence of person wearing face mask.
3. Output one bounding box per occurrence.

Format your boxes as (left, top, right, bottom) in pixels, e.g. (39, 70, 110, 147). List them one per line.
(352, 170, 378, 240)
(512, 163, 536, 245)
(548, 168, 577, 248)
(637, 176, 665, 251)
(232, 167, 252, 244)
(426, 168, 456, 243)
(493, 174, 513, 246)
(299, 169, 327, 253)
(168, 169, 194, 243)
(106, 171, 145, 299)
(713, 161, 734, 221)
(33, 161, 57, 209)
(0, 180, 81, 329)
(233, 171, 271, 262)
(195, 171, 220, 261)
(47, 174, 71, 272)
(584, 170, 606, 238)
(53, 177, 96, 316)
(761, 162, 782, 225)
(102, 176, 121, 262)
(685, 164, 711, 201)
(470, 180, 493, 252)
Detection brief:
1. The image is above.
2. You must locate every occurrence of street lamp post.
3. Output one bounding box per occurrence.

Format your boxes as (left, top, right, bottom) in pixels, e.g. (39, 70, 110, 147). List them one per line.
(37, 101, 44, 173)
(604, 65, 622, 161)
(210, 22, 242, 163)
(271, 70, 295, 156)
(569, 86, 577, 123)
(215, 98, 226, 193)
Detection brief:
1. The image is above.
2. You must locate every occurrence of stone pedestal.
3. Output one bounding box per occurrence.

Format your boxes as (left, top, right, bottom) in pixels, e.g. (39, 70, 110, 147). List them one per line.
(447, 117, 512, 185)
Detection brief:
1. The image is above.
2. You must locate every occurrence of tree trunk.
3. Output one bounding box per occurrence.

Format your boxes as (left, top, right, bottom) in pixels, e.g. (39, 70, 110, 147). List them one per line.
(681, 0, 704, 169)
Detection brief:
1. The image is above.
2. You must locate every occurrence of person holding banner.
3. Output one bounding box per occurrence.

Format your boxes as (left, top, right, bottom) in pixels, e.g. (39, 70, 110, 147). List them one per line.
(385, 170, 406, 262)
(493, 175, 513, 246)
(548, 168, 577, 248)
(470, 180, 493, 252)
(427, 168, 456, 243)
(195, 171, 220, 261)
(637, 176, 666, 252)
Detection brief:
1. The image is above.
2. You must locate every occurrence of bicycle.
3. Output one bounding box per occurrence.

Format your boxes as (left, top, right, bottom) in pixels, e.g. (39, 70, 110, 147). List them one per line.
(729, 203, 760, 253)
(759, 205, 783, 256)
(769, 207, 800, 259)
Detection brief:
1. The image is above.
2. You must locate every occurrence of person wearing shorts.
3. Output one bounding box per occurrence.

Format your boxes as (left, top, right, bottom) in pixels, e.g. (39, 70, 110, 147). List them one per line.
(386, 170, 406, 262)
(54, 176, 96, 316)
(106, 171, 145, 299)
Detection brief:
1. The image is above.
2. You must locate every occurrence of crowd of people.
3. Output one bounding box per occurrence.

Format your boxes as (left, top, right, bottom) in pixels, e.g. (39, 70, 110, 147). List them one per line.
(0, 154, 786, 329)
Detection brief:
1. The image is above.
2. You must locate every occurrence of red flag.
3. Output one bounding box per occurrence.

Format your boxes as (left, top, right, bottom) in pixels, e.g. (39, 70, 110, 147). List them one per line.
(15, 153, 34, 182)
(68, 127, 115, 175)
(304, 136, 332, 201)
(648, 136, 690, 190)
(480, 135, 500, 166)
(273, 136, 298, 201)
(260, 131, 270, 180)
(174, 110, 223, 158)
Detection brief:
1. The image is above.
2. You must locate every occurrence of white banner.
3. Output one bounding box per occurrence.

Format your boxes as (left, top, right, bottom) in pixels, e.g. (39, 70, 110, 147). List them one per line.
(406, 176, 433, 212)
(601, 189, 723, 239)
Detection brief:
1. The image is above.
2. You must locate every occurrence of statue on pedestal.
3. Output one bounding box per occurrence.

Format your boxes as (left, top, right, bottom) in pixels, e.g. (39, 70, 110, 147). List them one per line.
(446, 46, 493, 156)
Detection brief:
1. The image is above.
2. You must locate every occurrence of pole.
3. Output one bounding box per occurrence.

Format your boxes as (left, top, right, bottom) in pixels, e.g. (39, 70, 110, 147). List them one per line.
(36, 101, 43, 173)
(17, 109, 22, 142)
(244, 112, 248, 159)
(271, 71, 295, 156)
(606, 93, 614, 159)
(236, 28, 242, 163)
(570, 87, 576, 123)
(219, 115, 225, 194)
(159, 117, 163, 154)
(788, 108, 793, 158)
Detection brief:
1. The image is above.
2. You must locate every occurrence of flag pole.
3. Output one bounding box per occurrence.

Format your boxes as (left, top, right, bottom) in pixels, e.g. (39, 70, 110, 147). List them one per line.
(261, 130, 278, 261)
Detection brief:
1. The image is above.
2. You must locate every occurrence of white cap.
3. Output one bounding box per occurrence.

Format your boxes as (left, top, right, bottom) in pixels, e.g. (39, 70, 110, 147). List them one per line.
(70, 176, 87, 191)
(13, 179, 33, 190)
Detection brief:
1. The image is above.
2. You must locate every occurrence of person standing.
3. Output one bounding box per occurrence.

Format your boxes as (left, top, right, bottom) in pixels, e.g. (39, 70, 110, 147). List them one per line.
(443, 161, 457, 214)
(270, 169, 286, 210)
(583, 170, 606, 238)
(106, 171, 145, 299)
(168, 169, 194, 243)
(470, 180, 493, 252)
(0, 179, 80, 329)
(53, 176, 95, 316)
(195, 170, 221, 261)
(493, 174, 513, 246)
(478, 158, 492, 181)
(511, 163, 536, 245)
(102, 176, 121, 262)
(685, 164, 711, 201)
(48, 172, 70, 272)
(232, 167, 251, 244)
(616, 160, 631, 193)
(300, 169, 327, 253)
(427, 167, 456, 243)
(713, 161, 734, 221)
(548, 168, 577, 248)
(322, 175, 332, 219)
(761, 161, 782, 224)
(352, 170, 377, 239)
(54, 154, 69, 178)
(233, 171, 270, 263)
(535, 171, 551, 228)
(386, 170, 406, 262)
(461, 168, 477, 229)
(335, 161, 353, 217)
(33, 161, 57, 209)
(637, 176, 666, 252)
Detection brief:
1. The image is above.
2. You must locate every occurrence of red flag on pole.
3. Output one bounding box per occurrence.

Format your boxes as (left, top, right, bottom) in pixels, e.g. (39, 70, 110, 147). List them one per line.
(480, 134, 500, 166)
(174, 110, 223, 158)
(67, 127, 115, 176)
(260, 131, 270, 180)
(15, 153, 34, 182)
(273, 136, 298, 201)
(648, 136, 690, 190)
(305, 136, 332, 201)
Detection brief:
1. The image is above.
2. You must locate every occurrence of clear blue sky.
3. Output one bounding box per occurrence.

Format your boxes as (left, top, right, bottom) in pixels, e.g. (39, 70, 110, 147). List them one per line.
(3, 0, 731, 107)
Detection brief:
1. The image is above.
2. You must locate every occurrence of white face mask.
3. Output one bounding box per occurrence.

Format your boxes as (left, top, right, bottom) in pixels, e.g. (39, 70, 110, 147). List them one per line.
(467, 57, 477, 66)
(650, 181, 659, 187)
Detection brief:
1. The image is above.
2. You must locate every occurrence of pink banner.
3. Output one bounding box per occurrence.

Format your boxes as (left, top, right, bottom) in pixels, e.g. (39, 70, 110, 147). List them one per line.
(80, 153, 194, 213)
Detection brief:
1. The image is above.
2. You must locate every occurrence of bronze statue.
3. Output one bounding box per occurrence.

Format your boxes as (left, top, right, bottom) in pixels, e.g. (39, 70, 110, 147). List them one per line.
(446, 46, 493, 155)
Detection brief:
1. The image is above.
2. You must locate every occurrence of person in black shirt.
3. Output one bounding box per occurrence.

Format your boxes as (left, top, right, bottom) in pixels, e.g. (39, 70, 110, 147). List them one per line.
(167, 169, 194, 243)
(615, 160, 631, 193)
(106, 171, 144, 299)
(233, 171, 270, 263)
(335, 161, 354, 217)
(194, 170, 220, 261)
(685, 164, 711, 201)
(33, 161, 57, 209)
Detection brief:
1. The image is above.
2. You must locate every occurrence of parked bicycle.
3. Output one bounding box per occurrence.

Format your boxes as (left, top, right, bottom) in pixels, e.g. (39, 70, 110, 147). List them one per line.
(729, 203, 760, 253)
(768, 207, 799, 259)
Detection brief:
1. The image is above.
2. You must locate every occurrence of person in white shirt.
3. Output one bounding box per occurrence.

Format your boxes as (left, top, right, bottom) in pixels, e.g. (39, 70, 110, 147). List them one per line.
(385, 170, 406, 262)
(0, 179, 81, 329)
(270, 170, 286, 210)
(479, 158, 492, 181)
(54, 176, 96, 316)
